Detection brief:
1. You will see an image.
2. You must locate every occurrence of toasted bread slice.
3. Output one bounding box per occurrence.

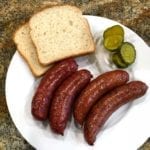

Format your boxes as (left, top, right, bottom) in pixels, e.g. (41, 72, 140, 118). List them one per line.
(13, 24, 49, 77)
(29, 5, 95, 65)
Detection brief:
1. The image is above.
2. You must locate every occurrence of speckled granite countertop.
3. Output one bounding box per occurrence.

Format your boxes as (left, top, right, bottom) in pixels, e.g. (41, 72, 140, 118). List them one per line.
(0, 0, 150, 150)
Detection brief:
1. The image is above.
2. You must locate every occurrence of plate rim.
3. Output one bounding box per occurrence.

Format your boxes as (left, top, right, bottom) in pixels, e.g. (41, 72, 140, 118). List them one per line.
(5, 15, 150, 150)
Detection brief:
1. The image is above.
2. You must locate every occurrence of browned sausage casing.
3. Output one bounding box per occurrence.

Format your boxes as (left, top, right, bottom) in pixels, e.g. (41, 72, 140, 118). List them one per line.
(32, 58, 78, 120)
(74, 70, 129, 125)
(49, 70, 92, 135)
(84, 81, 148, 145)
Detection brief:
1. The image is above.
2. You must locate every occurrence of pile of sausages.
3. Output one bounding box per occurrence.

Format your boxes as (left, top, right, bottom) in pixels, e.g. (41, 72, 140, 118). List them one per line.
(31, 58, 148, 145)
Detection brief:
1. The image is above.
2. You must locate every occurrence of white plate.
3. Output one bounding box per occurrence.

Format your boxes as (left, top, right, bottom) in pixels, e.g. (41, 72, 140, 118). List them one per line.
(5, 16, 150, 150)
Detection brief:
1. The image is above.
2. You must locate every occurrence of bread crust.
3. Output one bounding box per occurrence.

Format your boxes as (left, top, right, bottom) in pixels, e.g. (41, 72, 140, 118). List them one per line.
(29, 5, 82, 19)
(13, 23, 50, 77)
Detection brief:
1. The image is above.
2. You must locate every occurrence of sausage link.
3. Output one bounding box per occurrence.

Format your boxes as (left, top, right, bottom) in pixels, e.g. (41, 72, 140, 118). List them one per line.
(74, 70, 129, 125)
(32, 58, 78, 120)
(49, 70, 92, 135)
(84, 81, 148, 145)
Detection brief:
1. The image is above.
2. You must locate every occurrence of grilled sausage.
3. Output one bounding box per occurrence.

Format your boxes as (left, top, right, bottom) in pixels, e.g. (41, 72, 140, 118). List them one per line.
(84, 81, 148, 145)
(32, 58, 78, 120)
(49, 70, 92, 135)
(74, 70, 129, 125)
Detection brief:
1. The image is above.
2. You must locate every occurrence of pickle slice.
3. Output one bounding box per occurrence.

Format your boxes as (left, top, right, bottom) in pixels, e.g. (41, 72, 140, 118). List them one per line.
(104, 35, 123, 51)
(120, 42, 136, 65)
(112, 53, 128, 68)
(103, 25, 124, 38)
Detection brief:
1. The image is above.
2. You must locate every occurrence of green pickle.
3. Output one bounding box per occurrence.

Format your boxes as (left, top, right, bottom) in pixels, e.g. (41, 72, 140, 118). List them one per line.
(104, 35, 123, 51)
(120, 42, 136, 65)
(103, 25, 136, 69)
(112, 53, 128, 68)
(103, 25, 124, 38)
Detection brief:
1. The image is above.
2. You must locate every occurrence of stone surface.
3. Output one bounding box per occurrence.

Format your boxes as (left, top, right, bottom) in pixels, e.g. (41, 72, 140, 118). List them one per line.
(138, 138, 150, 150)
(0, 0, 149, 149)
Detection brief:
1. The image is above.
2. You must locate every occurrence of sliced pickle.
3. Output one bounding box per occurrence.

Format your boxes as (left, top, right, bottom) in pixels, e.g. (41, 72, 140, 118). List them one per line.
(103, 25, 124, 38)
(112, 53, 128, 68)
(104, 35, 123, 51)
(120, 42, 136, 65)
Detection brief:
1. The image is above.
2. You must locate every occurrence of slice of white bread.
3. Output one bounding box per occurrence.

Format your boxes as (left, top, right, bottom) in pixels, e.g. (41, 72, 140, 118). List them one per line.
(29, 5, 95, 65)
(13, 24, 50, 77)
